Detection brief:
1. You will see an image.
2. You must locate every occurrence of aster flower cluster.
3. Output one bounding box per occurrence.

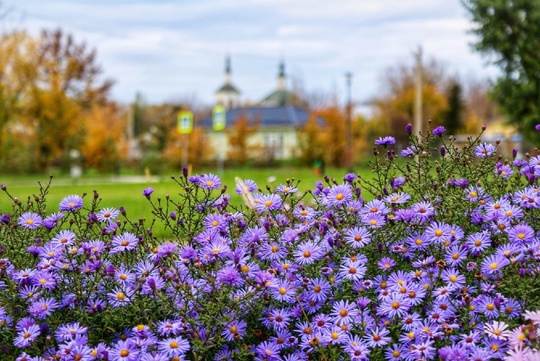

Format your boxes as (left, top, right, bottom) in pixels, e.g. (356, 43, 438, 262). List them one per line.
(1, 125, 540, 360)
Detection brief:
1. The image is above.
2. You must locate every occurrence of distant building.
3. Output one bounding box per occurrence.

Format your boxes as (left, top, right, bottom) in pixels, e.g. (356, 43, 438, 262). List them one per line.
(201, 58, 313, 162)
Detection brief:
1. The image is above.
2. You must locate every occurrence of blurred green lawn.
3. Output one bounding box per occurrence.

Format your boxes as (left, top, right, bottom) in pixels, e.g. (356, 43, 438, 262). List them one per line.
(0, 167, 371, 234)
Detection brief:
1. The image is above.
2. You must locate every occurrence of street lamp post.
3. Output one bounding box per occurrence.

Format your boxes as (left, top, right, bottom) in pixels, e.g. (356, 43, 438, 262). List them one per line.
(345, 72, 353, 172)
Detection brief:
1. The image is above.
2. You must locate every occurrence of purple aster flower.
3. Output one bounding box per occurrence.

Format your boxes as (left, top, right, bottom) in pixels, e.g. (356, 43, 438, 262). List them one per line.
(343, 173, 357, 182)
(377, 257, 396, 271)
(275, 184, 298, 194)
(293, 241, 324, 265)
(374, 136, 396, 146)
(222, 320, 247, 342)
(270, 279, 296, 303)
(254, 193, 283, 212)
(331, 300, 358, 325)
(339, 258, 366, 281)
(441, 269, 466, 290)
(107, 288, 134, 308)
(495, 164, 514, 179)
(108, 340, 140, 361)
(385, 343, 408, 360)
(55, 322, 88, 342)
(322, 326, 347, 345)
(96, 207, 120, 222)
(204, 240, 232, 260)
(203, 213, 228, 231)
(217, 266, 244, 287)
(378, 293, 412, 319)
(51, 229, 76, 247)
(390, 176, 406, 189)
(13, 324, 41, 348)
(364, 326, 391, 348)
(481, 254, 511, 277)
(384, 192, 411, 204)
(466, 231, 491, 253)
(198, 173, 221, 190)
(43, 212, 64, 229)
(115, 264, 136, 285)
(484, 320, 511, 340)
(324, 184, 353, 207)
(409, 340, 435, 360)
(110, 232, 139, 254)
(344, 226, 372, 248)
(293, 206, 316, 220)
(411, 201, 436, 222)
(255, 341, 280, 360)
(507, 223, 535, 244)
(425, 221, 452, 245)
(444, 245, 467, 267)
(142, 187, 154, 198)
(536, 124, 540, 131)
(475, 295, 500, 319)
(362, 213, 386, 228)
(262, 307, 292, 330)
(474, 142, 497, 157)
(28, 297, 59, 319)
(31, 271, 56, 291)
(157, 336, 190, 358)
(141, 275, 166, 295)
(307, 277, 331, 303)
(401, 145, 419, 157)
(18, 212, 42, 230)
(432, 125, 445, 136)
(258, 242, 287, 261)
(235, 178, 258, 195)
(59, 195, 83, 211)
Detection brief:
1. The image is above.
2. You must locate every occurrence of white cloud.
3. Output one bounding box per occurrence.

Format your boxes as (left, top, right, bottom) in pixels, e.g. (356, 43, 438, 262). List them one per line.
(3, 0, 497, 105)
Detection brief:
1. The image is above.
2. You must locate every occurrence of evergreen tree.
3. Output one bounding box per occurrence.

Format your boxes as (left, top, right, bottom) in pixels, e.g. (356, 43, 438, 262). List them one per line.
(462, 0, 540, 143)
(442, 81, 464, 136)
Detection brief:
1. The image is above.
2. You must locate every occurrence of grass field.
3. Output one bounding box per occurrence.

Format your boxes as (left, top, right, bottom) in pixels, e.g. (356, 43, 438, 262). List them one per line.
(0, 166, 373, 230)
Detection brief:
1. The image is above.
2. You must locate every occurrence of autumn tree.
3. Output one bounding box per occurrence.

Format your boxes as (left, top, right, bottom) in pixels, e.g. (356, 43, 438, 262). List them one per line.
(315, 106, 348, 167)
(27, 28, 114, 169)
(297, 114, 325, 166)
(0, 31, 36, 161)
(372, 57, 448, 147)
(80, 103, 127, 173)
(226, 114, 260, 165)
(463, 0, 540, 143)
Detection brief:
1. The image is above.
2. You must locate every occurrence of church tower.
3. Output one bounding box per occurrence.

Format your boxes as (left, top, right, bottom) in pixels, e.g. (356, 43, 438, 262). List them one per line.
(215, 56, 240, 109)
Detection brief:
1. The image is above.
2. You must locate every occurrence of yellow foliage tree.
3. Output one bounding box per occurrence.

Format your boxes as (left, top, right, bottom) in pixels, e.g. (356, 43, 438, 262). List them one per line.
(80, 103, 127, 173)
(163, 126, 211, 171)
(225, 114, 260, 165)
(373, 58, 449, 146)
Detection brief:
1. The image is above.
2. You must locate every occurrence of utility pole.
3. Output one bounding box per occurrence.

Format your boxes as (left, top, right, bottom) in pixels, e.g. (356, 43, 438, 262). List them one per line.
(345, 72, 353, 172)
(414, 46, 423, 136)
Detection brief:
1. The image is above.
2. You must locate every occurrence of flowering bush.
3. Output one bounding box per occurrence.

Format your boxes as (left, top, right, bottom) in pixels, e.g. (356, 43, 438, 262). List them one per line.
(1, 123, 540, 361)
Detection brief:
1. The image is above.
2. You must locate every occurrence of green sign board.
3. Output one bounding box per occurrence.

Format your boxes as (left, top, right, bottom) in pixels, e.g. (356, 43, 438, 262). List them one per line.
(177, 111, 193, 134)
(212, 105, 226, 131)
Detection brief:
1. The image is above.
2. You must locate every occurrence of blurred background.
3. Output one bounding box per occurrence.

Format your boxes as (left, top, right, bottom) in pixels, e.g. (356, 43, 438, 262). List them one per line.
(0, 0, 538, 177)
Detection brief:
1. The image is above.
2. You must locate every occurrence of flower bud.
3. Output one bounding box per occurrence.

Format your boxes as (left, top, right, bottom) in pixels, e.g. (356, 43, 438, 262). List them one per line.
(405, 123, 413, 134)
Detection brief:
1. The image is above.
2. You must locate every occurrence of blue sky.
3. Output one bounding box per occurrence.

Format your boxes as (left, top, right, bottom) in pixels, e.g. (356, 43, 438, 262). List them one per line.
(3, 0, 498, 108)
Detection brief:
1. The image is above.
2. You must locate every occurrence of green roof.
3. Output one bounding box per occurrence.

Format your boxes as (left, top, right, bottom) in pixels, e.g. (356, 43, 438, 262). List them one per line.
(216, 83, 240, 94)
(261, 90, 299, 106)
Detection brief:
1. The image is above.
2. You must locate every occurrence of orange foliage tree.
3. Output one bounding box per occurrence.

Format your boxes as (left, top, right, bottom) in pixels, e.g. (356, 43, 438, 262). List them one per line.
(372, 58, 448, 147)
(80, 104, 127, 173)
(163, 126, 211, 171)
(225, 114, 260, 165)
